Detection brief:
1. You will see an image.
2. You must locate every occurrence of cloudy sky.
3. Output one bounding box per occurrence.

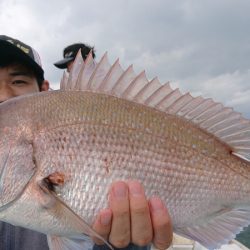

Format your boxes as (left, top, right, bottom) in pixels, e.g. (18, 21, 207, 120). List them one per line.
(1, 0, 249, 118)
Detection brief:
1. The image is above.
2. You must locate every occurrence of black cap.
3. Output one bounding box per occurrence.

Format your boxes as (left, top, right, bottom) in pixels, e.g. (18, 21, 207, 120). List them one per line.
(0, 35, 44, 80)
(54, 43, 95, 69)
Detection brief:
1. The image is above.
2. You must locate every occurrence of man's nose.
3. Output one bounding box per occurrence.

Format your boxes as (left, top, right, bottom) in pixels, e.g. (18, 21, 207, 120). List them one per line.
(0, 84, 15, 103)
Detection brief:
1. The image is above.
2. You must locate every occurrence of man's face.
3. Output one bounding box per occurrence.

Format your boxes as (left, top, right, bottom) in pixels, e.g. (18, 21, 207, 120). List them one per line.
(0, 63, 44, 103)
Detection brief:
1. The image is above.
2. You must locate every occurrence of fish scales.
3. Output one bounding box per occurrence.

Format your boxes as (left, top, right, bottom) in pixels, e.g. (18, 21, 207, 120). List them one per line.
(4, 91, 248, 226)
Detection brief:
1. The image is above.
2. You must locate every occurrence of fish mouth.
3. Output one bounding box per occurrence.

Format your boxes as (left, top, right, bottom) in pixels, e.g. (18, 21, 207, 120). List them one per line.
(0, 147, 10, 190)
(0, 145, 12, 212)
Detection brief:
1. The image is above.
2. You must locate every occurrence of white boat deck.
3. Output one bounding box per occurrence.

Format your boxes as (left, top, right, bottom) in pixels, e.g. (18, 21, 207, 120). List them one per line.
(152, 234, 249, 250)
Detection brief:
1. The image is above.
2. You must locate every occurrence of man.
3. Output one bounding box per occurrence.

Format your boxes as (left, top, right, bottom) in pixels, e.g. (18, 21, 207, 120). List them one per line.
(54, 43, 95, 72)
(0, 35, 172, 250)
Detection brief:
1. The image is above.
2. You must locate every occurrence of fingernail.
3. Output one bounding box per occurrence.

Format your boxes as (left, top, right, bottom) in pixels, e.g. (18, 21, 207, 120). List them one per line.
(128, 181, 143, 196)
(100, 210, 112, 226)
(150, 197, 164, 211)
(113, 182, 127, 198)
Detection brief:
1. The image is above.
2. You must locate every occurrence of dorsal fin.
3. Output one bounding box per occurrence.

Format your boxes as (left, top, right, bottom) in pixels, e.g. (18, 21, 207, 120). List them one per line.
(60, 52, 250, 162)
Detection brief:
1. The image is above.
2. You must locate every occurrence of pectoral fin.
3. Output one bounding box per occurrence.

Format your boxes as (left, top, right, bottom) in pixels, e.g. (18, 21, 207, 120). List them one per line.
(47, 235, 93, 250)
(39, 180, 113, 250)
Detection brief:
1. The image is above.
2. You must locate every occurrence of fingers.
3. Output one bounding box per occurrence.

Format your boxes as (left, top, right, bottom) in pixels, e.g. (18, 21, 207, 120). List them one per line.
(149, 197, 173, 250)
(92, 208, 112, 245)
(109, 180, 154, 247)
(128, 180, 153, 246)
(92, 181, 173, 250)
(108, 181, 131, 248)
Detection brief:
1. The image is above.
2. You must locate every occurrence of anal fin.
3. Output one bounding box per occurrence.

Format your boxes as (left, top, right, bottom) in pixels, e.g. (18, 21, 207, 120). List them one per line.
(175, 208, 250, 250)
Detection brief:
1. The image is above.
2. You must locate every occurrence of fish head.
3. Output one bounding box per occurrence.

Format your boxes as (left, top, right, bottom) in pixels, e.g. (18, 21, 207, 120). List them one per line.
(0, 100, 36, 212)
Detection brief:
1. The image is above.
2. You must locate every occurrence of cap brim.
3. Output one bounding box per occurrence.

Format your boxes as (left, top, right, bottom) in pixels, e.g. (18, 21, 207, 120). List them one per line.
(54, 57, 74, 69)
(0, 40, 44, 79)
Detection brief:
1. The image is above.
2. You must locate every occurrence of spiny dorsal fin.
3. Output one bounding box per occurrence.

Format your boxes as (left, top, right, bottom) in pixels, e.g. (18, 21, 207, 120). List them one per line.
(60, 52, 250, 161)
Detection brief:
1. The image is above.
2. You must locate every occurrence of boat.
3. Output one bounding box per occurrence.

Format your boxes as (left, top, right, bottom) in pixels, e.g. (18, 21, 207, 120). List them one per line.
(151, 234, 250, 250)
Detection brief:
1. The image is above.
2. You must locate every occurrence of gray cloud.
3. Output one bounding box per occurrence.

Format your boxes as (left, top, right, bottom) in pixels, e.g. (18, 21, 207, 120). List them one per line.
(0, 0, 249, 118)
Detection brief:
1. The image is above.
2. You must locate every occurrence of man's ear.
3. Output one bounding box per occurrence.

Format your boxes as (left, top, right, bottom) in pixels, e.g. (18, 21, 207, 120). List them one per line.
(41, 80, 50, 91)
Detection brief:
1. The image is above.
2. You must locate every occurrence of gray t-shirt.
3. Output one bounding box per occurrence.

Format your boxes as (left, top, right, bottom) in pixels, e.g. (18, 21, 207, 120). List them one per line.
(0, 222, 150, 250)
(0, 222, 49, 250)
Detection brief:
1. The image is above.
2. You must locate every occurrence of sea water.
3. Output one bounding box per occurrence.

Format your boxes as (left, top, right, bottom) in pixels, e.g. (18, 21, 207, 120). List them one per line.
(236, 225, 250, 248)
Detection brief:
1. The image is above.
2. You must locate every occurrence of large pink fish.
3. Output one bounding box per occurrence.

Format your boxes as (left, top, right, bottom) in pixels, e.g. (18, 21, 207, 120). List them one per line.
(0, 51, 249, 250)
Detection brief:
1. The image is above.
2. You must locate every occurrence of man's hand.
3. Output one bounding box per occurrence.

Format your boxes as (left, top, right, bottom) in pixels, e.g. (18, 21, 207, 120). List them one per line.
(92, 181, 172, 249)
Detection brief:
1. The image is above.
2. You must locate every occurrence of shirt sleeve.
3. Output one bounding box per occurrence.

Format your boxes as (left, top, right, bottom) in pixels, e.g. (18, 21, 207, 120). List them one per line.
(93, 243, 151, 250)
